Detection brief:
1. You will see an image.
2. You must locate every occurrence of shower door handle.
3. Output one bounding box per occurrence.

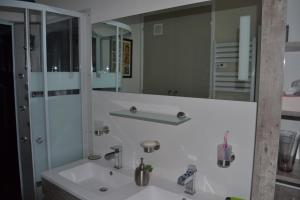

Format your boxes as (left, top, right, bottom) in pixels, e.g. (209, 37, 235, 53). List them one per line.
(35, 137, 44, 144)
(19, 105, 27, 111)
(17, 73, 25, 79)
(20, 136, 29, 143)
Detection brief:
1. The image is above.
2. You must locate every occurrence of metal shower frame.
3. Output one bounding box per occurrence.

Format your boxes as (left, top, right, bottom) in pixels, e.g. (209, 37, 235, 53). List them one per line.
(0, 1, 90, 199)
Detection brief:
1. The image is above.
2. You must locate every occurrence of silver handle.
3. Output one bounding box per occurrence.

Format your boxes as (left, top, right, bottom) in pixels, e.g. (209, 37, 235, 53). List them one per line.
(130, 106, 137, 113)
(35, 137, 43, 144)
(19, 105, 27, 111)
(187, 164, 197, 174)
(17, 73, 25, 79)
(111, 145, 122, 152)
(111, 145, 122, 169)
(94, 126, 110, 136)
(20, 136, 29, 143)
(102, 126, 110, 134)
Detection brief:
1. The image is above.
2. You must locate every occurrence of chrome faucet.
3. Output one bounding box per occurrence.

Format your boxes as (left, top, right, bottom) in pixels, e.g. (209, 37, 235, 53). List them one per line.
(104, 145, 122, 169)
(177, 165, 197, 195)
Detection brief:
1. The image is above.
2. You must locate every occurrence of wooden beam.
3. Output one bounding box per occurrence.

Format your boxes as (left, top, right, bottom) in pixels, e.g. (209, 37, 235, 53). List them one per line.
(251, 0, 287, 199)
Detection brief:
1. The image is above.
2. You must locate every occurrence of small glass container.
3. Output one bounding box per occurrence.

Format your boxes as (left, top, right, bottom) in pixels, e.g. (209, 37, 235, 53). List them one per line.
(278, 130, 300, 172)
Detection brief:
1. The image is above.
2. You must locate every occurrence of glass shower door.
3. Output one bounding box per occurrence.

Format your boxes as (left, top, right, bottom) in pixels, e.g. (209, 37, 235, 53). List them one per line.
(28, 10, 48, 199)
(11, 8, 36, 200)
(0, 1, 87, 199)
(46, 12, 83, 168)
(28, 10, 84, 198)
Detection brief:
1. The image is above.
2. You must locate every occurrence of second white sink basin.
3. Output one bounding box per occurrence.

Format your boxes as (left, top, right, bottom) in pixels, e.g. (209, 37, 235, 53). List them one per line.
(59, 162, 132, 195)
(125, 185, 193, 200)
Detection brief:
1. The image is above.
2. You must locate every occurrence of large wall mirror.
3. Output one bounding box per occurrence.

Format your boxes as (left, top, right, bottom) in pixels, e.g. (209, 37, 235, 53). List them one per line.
(92, 0, 261, 102)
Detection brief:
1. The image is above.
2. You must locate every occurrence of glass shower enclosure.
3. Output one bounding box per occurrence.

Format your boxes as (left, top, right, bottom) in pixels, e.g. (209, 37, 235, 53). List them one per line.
(0, 1, 89, 199)
(92, 21, 132, 91)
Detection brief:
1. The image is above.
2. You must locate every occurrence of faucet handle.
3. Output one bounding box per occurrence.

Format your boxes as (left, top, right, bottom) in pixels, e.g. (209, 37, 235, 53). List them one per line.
(187, 164, 197, 174)
(110, 145, 122, 152)
(177, 165, 197, 185)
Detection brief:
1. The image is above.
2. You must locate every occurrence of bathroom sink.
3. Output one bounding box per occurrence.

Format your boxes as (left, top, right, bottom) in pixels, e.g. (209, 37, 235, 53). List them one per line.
(59, 162, 132, 194)
(125, 186, 192, 200)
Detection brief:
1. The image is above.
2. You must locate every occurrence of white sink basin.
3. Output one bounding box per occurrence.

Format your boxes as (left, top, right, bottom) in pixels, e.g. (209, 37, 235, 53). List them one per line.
(59, 162, 132, 195)
(125, 186, 192, 200)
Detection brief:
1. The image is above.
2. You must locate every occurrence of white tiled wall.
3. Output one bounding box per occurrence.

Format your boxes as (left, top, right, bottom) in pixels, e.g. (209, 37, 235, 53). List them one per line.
(37, 0, 258, 198)
(92, 91, 257, 199)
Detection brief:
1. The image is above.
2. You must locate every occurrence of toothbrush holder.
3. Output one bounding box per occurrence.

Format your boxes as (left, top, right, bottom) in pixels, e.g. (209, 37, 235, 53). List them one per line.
(217, 144, 235, 168)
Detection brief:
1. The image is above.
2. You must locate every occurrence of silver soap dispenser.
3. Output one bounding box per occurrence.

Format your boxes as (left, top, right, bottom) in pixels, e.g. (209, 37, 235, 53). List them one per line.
(135, 158, 150, 186)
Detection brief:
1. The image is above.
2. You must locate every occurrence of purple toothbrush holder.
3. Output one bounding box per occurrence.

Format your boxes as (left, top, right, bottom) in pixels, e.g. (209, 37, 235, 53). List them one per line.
(217, 144, 235, 168)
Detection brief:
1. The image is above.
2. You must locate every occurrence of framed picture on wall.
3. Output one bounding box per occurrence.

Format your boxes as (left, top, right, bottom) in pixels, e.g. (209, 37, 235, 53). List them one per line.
(110, 38, 133, 78)
(122, 39, 132, 78)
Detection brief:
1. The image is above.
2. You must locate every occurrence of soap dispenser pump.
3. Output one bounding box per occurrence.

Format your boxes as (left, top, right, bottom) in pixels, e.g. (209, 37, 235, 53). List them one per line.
(135, 158, 150, 186)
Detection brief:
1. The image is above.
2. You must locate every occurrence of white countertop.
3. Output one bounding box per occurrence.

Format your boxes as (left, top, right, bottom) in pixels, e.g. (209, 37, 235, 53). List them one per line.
(42, 159, 225, 200)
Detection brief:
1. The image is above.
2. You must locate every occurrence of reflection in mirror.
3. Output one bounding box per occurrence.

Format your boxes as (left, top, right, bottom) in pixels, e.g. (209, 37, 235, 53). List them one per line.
(92, 0, 260, 102)
(92, 22, 132, 91)
(47, 13, 79, 72)
(45, 13, 80, 97)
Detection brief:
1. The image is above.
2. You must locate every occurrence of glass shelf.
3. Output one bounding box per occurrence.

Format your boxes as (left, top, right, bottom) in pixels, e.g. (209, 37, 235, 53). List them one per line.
(109, 110, 191, 125)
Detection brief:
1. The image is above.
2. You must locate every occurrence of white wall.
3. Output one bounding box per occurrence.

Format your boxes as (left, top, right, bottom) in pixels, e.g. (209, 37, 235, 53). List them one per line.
(281, 0, 300, 158)
(92, 91, 257, 199)
(283, 0, 300, 92)
(286, 0, 300, 43)
(283, 52, 300, 92)
(37, 0, 210, 23)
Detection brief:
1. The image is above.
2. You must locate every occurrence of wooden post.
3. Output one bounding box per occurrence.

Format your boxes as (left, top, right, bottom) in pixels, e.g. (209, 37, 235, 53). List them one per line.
(251, 0, 287, 199)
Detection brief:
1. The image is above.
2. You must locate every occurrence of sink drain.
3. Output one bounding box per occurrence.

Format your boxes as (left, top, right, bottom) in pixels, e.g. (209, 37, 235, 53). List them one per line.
(99, 187, 108, 192)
